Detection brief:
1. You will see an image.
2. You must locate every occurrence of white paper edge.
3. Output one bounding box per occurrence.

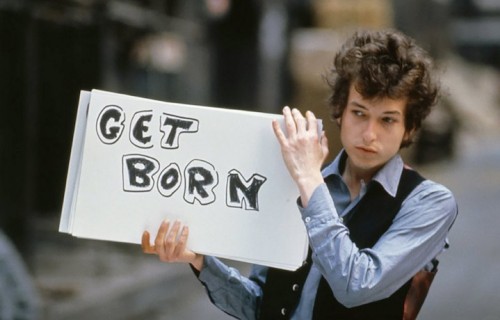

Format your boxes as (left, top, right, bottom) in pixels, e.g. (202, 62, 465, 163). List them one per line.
(59, 91, 91, 233)
(198, 233, 309, 270)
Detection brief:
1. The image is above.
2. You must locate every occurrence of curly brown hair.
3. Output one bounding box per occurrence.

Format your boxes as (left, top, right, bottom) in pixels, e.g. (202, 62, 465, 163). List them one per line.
(326, 29, 440, 148)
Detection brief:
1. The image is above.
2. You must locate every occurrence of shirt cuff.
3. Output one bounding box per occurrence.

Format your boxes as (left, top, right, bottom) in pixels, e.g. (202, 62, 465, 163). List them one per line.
(189, 263, 201, 278)
(298, 183, 344, 251)
(198, 256, 230, 288)
(299, 183, 340, 225)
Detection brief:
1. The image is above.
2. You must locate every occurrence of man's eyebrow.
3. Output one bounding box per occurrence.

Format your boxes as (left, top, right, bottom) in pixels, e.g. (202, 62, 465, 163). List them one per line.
(383, 110, 403, 116)
(351, 101, 403, 117)
(350, 101, 367, 109)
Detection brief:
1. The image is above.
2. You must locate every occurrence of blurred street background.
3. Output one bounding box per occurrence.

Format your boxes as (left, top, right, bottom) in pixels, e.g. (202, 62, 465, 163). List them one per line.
(0, 0, 499, 319)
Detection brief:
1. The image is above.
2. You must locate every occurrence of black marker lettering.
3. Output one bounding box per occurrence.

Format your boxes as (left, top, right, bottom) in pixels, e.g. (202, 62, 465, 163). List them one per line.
(122, 154, 159, 192)
(130, 110, 153, 148)
(158, 163, 182, 197)
(184, 160, 218, 205)
(226, 170, 267, 211)
(160, 113, 199, 149)
(96, 105, 125, 144)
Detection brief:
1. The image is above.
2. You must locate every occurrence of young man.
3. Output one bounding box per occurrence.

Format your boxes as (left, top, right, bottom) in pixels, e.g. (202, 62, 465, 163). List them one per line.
(142, 29, 458, 319)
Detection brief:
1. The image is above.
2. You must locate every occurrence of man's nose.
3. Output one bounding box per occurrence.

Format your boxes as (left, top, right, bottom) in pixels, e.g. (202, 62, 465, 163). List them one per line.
(362, 120, 377, 143)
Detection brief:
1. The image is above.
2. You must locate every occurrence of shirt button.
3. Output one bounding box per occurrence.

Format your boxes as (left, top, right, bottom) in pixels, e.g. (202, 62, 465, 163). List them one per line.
(292, 284, 300, 292)
(305, 217, 311, 223)
(281, 308, 287, 316)
(339, 217, 344, 223)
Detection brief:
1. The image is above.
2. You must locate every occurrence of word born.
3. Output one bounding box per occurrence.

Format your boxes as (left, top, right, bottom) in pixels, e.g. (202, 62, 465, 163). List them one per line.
(123, 154, 267, 211)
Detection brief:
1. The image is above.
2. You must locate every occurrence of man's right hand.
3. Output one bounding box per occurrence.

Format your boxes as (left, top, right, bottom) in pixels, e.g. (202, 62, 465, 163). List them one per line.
(272, 106, 329, 207)
(142, 220, 204, 271)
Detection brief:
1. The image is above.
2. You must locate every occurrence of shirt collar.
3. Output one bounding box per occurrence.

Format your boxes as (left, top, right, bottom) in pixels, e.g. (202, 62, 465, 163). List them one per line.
(322, 149, 404, 198)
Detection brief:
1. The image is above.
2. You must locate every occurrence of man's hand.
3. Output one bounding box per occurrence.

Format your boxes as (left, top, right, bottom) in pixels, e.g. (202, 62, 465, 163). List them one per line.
(272, 106, 329, 207)
(142, 220, 204, 271)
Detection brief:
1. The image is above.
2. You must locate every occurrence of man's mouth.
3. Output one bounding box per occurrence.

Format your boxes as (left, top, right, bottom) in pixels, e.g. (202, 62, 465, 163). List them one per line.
(356, 146, 377, 154)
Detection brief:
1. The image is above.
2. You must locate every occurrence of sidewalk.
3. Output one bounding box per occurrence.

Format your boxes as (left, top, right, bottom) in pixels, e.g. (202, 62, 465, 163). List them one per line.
(32, 218, 223, 320)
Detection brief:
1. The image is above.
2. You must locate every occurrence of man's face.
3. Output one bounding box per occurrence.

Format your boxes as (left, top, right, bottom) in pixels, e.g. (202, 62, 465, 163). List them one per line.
(339, 84, 410, 176)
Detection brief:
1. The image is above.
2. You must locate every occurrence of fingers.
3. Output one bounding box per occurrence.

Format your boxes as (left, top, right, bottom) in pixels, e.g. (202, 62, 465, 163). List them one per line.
(164, 220, 182, 259)
(142, 219, 186, 262)
(141, 231, 154, 254)
(320, 131, 330, 160)
(173, 226, 189, 258)
(272, 119, 287, 147)
(305, 110, 317, 134)
(291, 108, 307, 134)
(281, 106, 308, 137)
(154, 219, 170, 253)
(282, 106, 318, 135)
(282, 106, 297, 138)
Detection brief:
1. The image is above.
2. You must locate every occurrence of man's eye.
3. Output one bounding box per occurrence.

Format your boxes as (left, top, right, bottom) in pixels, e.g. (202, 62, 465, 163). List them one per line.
(353, 110, 364, 117)
(383, 117, 396, 124)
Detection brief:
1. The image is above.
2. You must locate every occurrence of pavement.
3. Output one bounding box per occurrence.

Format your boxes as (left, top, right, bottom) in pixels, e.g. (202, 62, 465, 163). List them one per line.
(32, 219, 243, 320)
(417, 133, 500, 320)
(30, 130, 500, 320)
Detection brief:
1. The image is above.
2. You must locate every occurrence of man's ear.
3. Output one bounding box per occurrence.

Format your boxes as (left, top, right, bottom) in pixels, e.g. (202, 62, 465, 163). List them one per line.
(336, 117, 341, 127)
(402, 129, 415, 146)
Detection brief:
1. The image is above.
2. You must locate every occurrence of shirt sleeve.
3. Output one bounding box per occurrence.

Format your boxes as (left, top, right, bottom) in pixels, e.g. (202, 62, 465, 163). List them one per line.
(197, 256, 266, 319)
(300, 180, 458, 308)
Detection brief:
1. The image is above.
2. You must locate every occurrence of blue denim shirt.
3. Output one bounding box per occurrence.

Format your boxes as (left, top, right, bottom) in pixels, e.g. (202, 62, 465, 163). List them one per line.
(197, 151, 458, 319)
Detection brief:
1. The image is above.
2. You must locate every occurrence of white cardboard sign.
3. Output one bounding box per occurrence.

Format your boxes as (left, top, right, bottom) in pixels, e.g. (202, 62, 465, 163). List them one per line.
(60, 89, 310, 270)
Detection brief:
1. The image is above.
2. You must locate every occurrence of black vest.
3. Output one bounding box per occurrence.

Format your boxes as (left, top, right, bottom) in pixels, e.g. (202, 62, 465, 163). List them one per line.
(259, 168, 424, 320)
